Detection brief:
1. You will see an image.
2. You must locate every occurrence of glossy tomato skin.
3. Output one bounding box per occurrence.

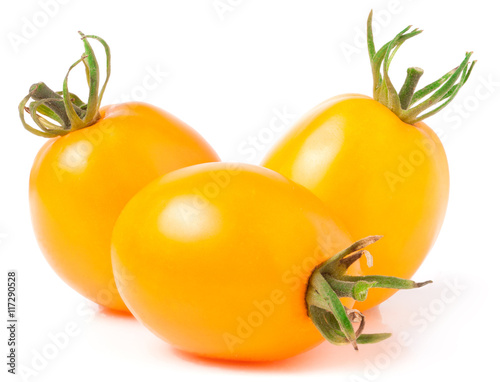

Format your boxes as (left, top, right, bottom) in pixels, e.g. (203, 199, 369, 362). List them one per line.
(263, 95, 449, 311)
(111, 163, 357, 361)
(30, 102, 220, 311)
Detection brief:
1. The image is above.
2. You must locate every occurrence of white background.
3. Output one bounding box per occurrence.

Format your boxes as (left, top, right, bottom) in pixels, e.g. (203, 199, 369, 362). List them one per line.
(1, 0, 499, 381)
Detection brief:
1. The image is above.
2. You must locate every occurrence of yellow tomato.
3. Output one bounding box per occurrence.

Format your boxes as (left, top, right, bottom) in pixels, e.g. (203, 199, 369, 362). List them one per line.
(22, 34, 220, 312)
(262, 12, 474, 311)
(111, 163, 358, 360)
(30, 103, 220, 311)
(263, 95, 448, 311)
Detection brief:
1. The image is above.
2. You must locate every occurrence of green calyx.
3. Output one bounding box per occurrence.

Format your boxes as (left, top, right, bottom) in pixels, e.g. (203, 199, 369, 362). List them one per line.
(19, 32, 111, 138)
(367, 10, 476, 125)
(306, 236, 432, 350)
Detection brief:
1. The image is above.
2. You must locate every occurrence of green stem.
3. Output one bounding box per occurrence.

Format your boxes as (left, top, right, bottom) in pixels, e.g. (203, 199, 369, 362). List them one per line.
(367, 10, 475, 124)
(399, 67, 424, 109)
(306, 236, 431, 349)
(29, 82, 87, 127)
(18, 32, 111, 138)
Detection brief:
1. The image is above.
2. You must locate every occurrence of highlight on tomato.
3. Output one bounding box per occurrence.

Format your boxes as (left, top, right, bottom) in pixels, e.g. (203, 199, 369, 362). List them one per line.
(263, 12, 475, 311)
(19, 33, 220, 311)
(111, 162, 430, 361)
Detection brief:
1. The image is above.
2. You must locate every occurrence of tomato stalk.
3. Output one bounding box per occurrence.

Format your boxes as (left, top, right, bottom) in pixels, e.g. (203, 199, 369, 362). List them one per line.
(18, 33, 111, 138)
(367, 10, 476, 124)
(306, 236, 431, 350)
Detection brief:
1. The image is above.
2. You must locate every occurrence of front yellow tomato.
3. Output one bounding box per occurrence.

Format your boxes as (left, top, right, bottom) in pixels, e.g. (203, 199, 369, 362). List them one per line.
(111, 163, 357, 361)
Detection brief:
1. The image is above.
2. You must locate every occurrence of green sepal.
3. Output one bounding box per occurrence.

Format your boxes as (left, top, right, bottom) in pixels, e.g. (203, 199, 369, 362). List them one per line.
(306, 235, 431, 350)
(367, 9, 475, 124)
(18, 32, 111, 138)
